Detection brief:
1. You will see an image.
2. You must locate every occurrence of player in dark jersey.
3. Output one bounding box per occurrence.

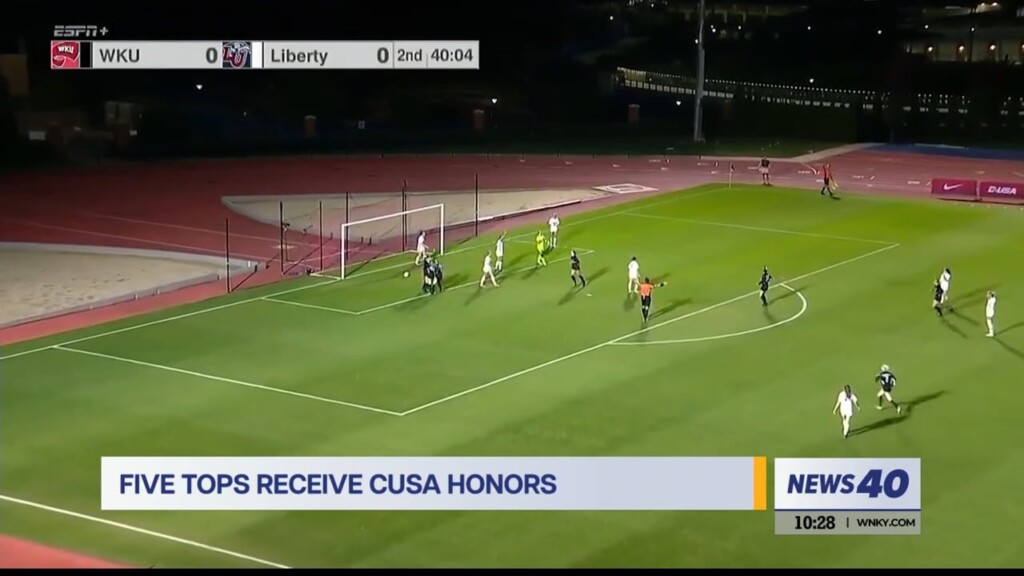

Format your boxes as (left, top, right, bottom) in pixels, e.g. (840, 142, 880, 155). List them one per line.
(570, 250, 587, 288)
(759, 157, 772, 186)
(430, 257, 444, 293)
(422, 256, 435, 294)
(932, 279, 944, 316)
(759, 267, 772, 307)
(875, 364, 902, 414)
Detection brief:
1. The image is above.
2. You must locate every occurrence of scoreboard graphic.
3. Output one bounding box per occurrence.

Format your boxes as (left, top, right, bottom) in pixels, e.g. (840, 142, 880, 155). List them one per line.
(773, 458, 921, 535)
(48, 40, 479, 70)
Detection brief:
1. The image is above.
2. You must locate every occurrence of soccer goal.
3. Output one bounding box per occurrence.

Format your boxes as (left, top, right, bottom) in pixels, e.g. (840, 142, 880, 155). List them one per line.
(317, 203, 446, 280)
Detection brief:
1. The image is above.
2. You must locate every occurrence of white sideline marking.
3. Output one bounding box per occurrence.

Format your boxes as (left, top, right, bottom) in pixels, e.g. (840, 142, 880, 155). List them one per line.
(261, 296, 360, 315)
(0, 279, 340, 362)
(264, 249, 597, 317)
(0, 186, 727, 362)
(622, 212, 899, 246)
(609, 283, 807, 346)
(0, 494, 290, 569)
(53, 346, 403, 417)
(399, 243, 899, 416)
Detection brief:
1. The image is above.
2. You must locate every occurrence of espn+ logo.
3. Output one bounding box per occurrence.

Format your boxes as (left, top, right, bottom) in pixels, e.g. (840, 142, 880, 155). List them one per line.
(786, 468, 909, 499)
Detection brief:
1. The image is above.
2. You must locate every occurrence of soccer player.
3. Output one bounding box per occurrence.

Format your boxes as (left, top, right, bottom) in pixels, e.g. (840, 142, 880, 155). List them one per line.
(759, 156, 771, 186)
(932, 279, 944, 317)
(939, 268, 952, 307)
(986, 290, 997, 337)
(548, 213, 561, 248)
(430, 257, 444, 293)
(421, 254, 435, 294)
(875, 364, 902, 414)
(758, 266, 773, 307)
(570, 249, 587, 288)
(480, 251, 499, 288)
(627, 257, 641, 294)
(832, 384, 860, 439)
(638, 277, 667, 324)
(535, 231, 547, 267)
(495, 232, 505, 273)
(820, 163, 836, 198)
(415, 231, 428, 265)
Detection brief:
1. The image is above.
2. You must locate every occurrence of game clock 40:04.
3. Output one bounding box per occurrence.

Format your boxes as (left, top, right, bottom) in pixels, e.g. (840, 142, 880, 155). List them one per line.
(430, 47, 473, 63)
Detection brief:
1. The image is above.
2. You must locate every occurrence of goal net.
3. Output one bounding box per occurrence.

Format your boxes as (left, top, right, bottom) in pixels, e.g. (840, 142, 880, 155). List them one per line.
(318, 203, 445, 280)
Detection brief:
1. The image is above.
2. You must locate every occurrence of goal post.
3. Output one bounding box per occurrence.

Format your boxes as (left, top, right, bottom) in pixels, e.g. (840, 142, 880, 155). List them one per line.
(327, 203, 445, 280)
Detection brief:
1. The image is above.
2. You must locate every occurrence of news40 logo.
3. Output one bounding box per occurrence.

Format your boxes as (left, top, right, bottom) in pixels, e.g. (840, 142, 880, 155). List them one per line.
(774, 458, 921, 511)
(51, 41, 81, 69)
(222, 41, 252, 68)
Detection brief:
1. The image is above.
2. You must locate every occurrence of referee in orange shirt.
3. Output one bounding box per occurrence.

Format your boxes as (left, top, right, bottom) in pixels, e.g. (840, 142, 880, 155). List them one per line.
(638, 277, 667, 324)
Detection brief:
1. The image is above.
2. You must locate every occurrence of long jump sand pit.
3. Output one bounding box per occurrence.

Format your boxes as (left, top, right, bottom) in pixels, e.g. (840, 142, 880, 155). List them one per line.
(0, 244, 235, 328)
(223, 188, 614, 241)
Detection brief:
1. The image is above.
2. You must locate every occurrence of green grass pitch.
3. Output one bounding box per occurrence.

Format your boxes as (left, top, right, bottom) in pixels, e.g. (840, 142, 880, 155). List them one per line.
(2, 183, 1023, 568)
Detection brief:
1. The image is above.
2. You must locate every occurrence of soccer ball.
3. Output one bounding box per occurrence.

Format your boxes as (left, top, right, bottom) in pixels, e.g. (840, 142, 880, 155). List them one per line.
(403, 271, 410, 278)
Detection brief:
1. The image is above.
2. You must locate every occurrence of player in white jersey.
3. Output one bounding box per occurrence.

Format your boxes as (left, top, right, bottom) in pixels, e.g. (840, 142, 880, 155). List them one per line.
(479, 251, 499, 288)
(415, 231, 428, 265)
(832, 384, 860, 439)
(985, 290, 997, 337)
(548, 214, 561, 248)
(495, 233, 505, 273)
(939, 268, 952, 306)
(627, 257, 641, 294)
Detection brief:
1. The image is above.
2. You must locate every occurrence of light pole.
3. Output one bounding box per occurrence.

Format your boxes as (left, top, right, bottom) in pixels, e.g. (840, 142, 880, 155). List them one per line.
(693, 0, 707, 142)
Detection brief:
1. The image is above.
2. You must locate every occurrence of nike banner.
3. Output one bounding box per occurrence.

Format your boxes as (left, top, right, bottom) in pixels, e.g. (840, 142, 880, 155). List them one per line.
(930, 178, 978, 200)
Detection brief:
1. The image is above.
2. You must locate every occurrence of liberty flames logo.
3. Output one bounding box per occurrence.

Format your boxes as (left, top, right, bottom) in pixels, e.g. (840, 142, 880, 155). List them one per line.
(51, 41, 81, 69)
(222, 41, 252, 68)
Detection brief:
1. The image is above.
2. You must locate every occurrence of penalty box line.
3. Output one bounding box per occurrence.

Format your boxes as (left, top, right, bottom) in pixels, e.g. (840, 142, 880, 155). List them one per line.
(261, 248, 598, 316)
(0, 186, 723, 363)
(398, 242, 901, 416)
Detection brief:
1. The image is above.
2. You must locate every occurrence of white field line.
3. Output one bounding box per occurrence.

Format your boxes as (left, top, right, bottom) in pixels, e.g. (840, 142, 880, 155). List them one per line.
(0, 278, 341, 362)
(609, 283, 808, 346)
(622, 212, 899, 246)
(264, 249, 597, 317)
(399, 243, 900, 416)
(0, 493, 290, 569)
(0, 186, 728, 362)
(54, 345, 403, 417)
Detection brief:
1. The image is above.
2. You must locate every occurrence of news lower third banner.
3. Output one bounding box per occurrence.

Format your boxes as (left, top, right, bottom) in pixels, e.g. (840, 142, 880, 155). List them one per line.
(101, 457, 768, 511)
(774, 458, 921, 535)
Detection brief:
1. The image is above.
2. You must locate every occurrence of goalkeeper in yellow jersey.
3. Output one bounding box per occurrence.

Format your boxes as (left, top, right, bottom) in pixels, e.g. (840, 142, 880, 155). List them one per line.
(535, 231, 548, 267)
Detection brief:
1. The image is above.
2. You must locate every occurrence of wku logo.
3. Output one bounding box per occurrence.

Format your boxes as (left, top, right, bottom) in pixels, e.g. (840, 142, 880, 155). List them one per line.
(986, 185, 1018, 196)
(51, 41, 80, 69)
(222, 41, 252, 68)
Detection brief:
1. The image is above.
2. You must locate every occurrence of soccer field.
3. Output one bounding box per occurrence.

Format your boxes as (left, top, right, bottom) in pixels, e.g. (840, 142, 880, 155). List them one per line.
(2, 184, 1024, 568)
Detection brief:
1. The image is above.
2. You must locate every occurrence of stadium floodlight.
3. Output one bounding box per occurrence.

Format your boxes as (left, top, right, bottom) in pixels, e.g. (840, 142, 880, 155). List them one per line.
(325, 203, 445, 280)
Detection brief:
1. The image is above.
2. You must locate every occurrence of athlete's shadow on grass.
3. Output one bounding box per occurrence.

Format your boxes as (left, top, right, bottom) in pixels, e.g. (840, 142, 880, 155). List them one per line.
(623, 294, 636, 312)
(1000, 320, 1024, 335)
(940, 316, 968, 338)
(774, 286, 805, 303)
(589, 267, 610, 285)
(650, 298, 691, 320)
(507, 252, 530, 269)
(995, 338, 1024, 361)
(851, 390, 947, 437)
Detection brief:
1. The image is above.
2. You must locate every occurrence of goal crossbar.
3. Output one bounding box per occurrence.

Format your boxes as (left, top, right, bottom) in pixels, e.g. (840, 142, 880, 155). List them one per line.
(338, 203, 445, 279)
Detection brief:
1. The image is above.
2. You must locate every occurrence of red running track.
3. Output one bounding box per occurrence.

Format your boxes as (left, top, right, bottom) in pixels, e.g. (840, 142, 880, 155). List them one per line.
(1, 150, 1019, 345)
